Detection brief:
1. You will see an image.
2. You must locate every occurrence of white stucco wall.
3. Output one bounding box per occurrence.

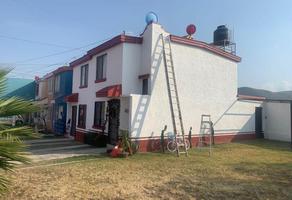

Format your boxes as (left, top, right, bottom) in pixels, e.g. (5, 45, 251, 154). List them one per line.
(71, 44, 123, 132)
(119, 97, 130, 131)
(68, 23, 262, 141)
(263, 101, 291, 142)
(129, 23, 261, 139)
(122, 43, 142, 95)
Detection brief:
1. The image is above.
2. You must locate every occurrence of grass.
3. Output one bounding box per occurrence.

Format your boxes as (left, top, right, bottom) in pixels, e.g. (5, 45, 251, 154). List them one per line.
(2, 139, 292, 200)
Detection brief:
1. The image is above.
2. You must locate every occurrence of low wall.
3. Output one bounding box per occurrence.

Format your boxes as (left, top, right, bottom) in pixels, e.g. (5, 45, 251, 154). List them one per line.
(263, 101, 291, 142)
(132, 132, 256, 152)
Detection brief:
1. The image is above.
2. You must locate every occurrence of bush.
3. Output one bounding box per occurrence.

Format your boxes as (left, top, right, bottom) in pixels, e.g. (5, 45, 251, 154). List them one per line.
(120, 130, 138, 155)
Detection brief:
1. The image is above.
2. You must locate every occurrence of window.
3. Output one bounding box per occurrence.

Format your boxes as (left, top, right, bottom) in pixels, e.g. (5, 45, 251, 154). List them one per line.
(80, 64, 88, 87)
(142, 78, 149, 95)
(54, 75, 60, 93)
(57, 105, 64, 120)
(96, 54, 107, 81)
(35, 83, 39, 96)
(78, 104, 87, 128)
(94, 102, 106, 128)
(48, 77, 53, 92)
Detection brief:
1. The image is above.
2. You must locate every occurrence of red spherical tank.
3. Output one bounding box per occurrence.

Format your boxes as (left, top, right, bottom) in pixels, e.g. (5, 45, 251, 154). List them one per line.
(186, 24, 196, 35)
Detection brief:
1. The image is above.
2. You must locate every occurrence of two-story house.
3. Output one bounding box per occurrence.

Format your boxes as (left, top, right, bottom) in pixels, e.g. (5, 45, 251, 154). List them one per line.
(49, 66, 73, 135)
(67, 22, 263, 151)
(35, 66, 72, 134)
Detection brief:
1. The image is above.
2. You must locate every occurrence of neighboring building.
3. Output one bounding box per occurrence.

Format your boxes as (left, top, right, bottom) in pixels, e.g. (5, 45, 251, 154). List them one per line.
(35, 74, 52, 132)
(35, 66, 72, 134)
(3, 78, 36, 125)
(66, 22, 263, 151)
(4, 80, 35, 100)
(51, 67, 73, 134)
(262, 100, 292, 143)
(1, 78, 34, 97)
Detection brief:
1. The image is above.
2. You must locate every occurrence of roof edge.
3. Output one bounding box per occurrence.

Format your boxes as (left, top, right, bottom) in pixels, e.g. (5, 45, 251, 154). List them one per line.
(170, 35, 241, 63)
(70, 35, 142, 68)
(237, 95, 266, 101)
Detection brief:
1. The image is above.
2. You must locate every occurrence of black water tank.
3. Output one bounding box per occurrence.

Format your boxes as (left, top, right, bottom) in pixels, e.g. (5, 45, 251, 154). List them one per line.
(213, 25, 230, 46)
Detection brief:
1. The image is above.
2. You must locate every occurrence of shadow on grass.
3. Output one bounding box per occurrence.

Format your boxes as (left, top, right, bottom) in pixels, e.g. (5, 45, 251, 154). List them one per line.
(232, 139, 292, 153)
(230, 161, 292, 183)
(144, 169, 292, 200)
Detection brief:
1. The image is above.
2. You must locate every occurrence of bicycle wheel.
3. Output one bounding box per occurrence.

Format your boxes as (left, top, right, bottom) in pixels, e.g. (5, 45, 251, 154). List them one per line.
(167, 141, 177, 152)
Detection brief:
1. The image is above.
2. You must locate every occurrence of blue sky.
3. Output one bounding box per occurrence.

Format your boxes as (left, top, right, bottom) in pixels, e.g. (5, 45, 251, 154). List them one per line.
(0, 0, 291, 91)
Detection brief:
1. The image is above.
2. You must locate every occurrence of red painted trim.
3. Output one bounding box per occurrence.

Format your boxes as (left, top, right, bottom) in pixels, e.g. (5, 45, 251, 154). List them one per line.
(70, 35, 142, 68)
(96, 84, 122, 97)
(52, 66, 72, 75)
(138, 74, 150, 79)
(170, 35, 241, 63)
(75, 130, 85, 143)
(132, 132, 256, 152)
(237, 95, 265, 101)
(79, 85, 88, 89)
(65, 93, 79, 103)
(70, 55, 92, 68)
(43, 66, 72, 79)
(95, 78, 107, 83)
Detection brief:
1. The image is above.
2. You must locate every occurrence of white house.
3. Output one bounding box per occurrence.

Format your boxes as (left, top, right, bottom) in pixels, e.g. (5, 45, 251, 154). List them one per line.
(66, 22, 264, 151)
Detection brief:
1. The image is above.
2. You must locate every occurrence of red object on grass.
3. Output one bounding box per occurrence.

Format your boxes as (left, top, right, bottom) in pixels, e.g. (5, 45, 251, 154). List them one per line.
(111, 146, 122, 157)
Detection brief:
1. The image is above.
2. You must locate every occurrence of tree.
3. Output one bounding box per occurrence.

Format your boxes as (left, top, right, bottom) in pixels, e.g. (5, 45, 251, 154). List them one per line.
(0, 69, 39, 195)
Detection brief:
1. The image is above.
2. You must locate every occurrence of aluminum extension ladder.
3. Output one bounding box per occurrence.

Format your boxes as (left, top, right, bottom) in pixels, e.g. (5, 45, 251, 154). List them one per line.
(198, 114, 213, 156)
(161, 34, 188, 157)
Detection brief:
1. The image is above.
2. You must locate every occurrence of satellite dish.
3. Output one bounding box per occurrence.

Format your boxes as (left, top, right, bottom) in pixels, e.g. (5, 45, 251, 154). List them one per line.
(145, 12, 158, 25)
(186, 24, 196, 36)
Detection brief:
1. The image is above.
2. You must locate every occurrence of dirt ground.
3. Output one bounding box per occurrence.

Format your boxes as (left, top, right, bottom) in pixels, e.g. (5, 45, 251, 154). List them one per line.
(2, 139, 292, 200)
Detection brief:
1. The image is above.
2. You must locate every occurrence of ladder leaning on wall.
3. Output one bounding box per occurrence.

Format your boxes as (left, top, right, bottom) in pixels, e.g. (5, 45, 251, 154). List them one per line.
(198, 114, 213, 156)
(161, 34, 188, 157)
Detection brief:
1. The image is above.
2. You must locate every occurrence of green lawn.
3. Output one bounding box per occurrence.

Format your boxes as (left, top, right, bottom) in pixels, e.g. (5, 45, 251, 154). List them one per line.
(2, 139, 292, 200)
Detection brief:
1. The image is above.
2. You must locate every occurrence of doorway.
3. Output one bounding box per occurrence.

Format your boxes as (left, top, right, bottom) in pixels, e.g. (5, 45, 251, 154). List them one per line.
(107, 99, 120, 145)
(255, 107, 263, 138)
(70, 106, 77, 136)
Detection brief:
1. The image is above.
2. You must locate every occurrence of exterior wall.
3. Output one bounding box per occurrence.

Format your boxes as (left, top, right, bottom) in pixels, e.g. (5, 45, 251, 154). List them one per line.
(35, 79, 48, 100)
(52, 70, 73, 134)
(71, 44, 123, 133)
(263, 101, 291, 142)
(68, 23, 261, 150)
(119, 97, 130, 131)
(129, 23, 260, 151)
(54, 71, 73, 101)
(122, 43, 142, 95)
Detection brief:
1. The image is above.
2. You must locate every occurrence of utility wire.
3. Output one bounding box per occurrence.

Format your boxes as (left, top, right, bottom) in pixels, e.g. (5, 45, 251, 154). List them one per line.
(13, 36, 114, 64)
(0, 34, 71, 49)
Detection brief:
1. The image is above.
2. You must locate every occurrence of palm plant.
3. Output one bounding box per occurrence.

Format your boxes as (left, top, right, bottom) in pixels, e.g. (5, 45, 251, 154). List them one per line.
(0, 68, 39, 194)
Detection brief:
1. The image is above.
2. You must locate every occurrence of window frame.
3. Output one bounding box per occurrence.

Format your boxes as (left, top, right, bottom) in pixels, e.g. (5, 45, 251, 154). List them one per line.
(78, 104, 87, 129)
(93, 101, 106, 128)
(54, 74, 61, 93)
(80, 64, 89, 88)
(35, 83, 39, 96)
(142, 78, 149, 95)
(95, 54, 107, 82)
(48, 77, 54, 93)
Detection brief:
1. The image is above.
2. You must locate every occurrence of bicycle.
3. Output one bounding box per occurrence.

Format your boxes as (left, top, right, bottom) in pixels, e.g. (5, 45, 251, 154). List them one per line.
(167, 135, 190, 152)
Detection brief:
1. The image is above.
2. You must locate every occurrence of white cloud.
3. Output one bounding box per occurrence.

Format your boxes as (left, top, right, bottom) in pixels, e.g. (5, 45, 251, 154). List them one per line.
(260, 80, 292, 92)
